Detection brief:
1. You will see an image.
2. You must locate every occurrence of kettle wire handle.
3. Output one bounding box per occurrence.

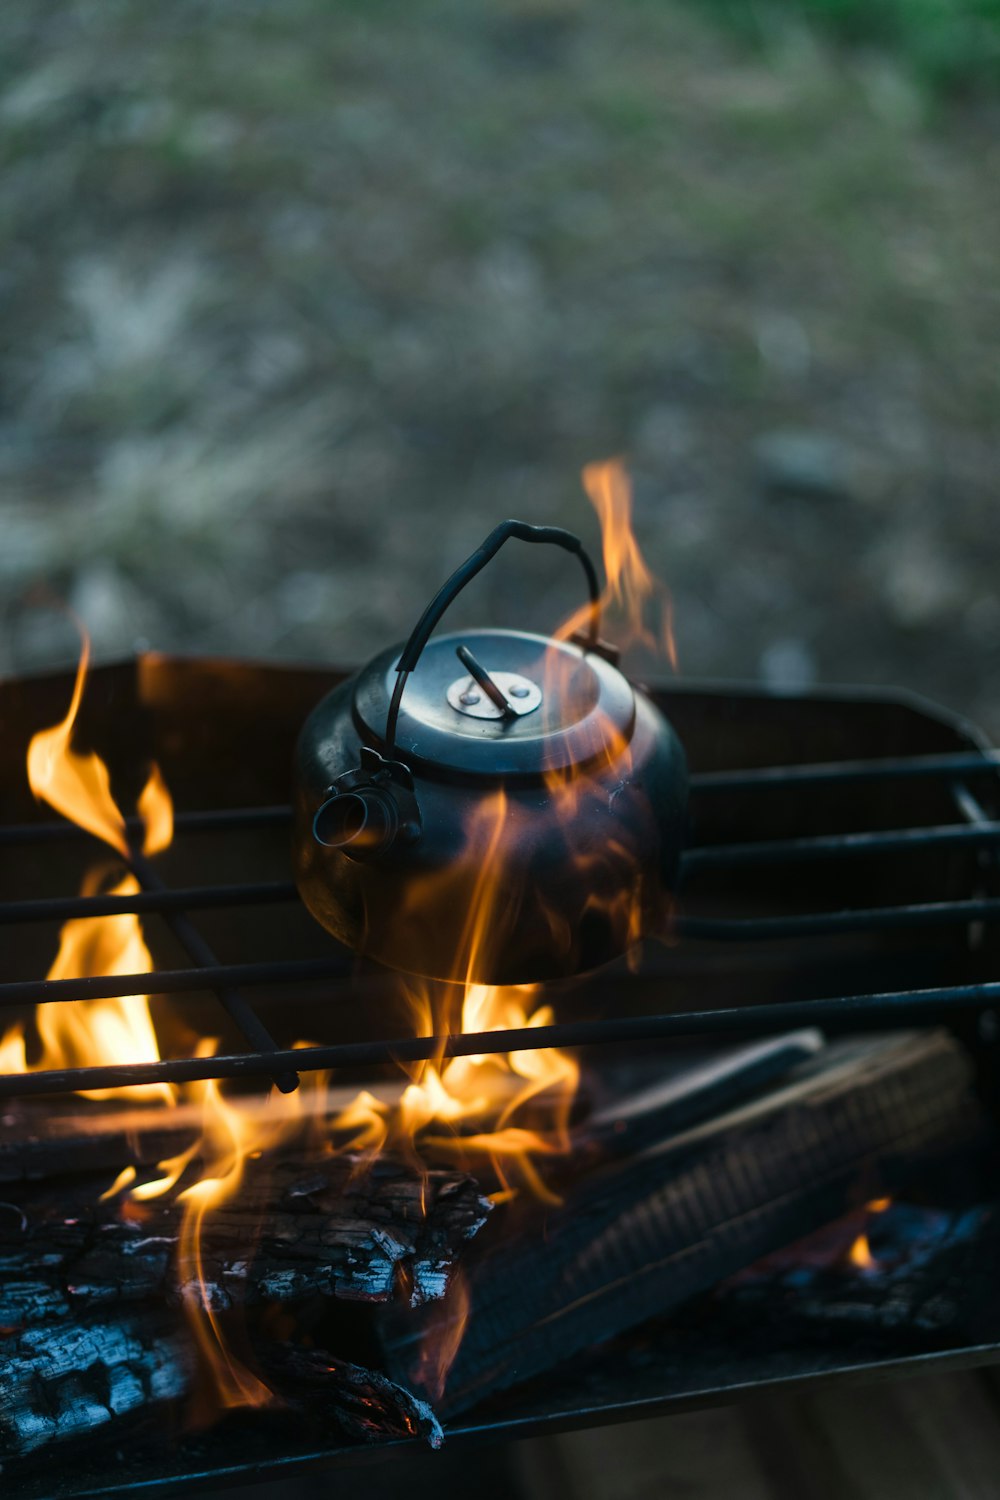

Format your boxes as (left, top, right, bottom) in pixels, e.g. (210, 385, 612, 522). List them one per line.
(384, 520, 601, 755)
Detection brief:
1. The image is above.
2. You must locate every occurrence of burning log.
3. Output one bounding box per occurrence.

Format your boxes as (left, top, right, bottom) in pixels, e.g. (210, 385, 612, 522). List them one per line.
(0, 1087, 410, 1185)
(716, 1200, 1000, 1345)
(0, 1313, 191, 1458)
(0, 1153, 491, 1328)
(267, 1344, 443, 1448)
(381, 1031, 986, 1413)
(0, 1312, 443, 1462)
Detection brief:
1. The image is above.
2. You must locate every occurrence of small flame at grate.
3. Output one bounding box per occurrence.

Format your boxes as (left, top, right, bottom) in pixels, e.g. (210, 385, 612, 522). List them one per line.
(846, 1197, 892, 1272)
(1, 632, 174, 1103)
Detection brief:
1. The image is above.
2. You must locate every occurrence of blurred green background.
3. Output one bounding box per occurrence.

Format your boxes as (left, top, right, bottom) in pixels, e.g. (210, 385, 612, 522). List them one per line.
(2, 0, 998, 733)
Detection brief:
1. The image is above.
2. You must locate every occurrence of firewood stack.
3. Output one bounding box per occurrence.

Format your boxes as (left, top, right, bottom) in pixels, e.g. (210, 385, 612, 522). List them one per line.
(0, 1029, 987, 1475)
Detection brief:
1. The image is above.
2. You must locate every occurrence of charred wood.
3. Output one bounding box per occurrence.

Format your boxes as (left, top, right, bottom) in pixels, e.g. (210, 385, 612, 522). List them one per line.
(382, 1031, 986, 1413)
(715, 1200, 1000, 1345)
(0, 1312, 442, 1463)
(0, 1034, 816, 1327)
(266, 1343, 443, 1448)
(0, 1087, 407, 1185)
(0, 1153, 491, 1327)
(0, 1035, 817, 1187)
(0, 1312, 191, 1458)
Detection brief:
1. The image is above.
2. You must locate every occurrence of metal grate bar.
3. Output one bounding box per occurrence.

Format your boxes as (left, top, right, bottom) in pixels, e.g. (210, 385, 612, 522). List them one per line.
(683, 821, 1000, 871)
(676, 898, 1000, 941)
(0, 957, 350, 1009)
(2, 977, 998, 1098)
(953, 781, 996, 833)
(689, 749, 1000, 793)
(0, 881, 298, 925)
(0, 746, 995, 849)
(126, 848, 299, 1094)
(0, 804, 291, 847)
(2, 887, 998, 939)
(4, 888, 998, 1005)
(2, 740, 997, 1099)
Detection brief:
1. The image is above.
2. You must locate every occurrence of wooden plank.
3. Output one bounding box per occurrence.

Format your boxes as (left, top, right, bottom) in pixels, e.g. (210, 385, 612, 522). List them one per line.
(383, 1032, 984, 1413)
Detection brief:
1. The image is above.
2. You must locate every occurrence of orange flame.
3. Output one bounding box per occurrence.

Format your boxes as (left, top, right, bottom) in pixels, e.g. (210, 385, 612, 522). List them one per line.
(130, 1046, 327, 1417)
(413, 1269, 470, 1404)
(328, 455, 676, 1401)
(846, 1197, 891, 1272)
(1, 632, 176, 1102)
(174, 1070, 276, 1415)
(847, 1232, 876, 1271)
(35, 871, 174, 1104)
(26, 634, 130, 854)
(0, 1028, 28, 1074)
(560, 458, 677, 668)
(138, 763, 174, 856)
(4, 461, 676, 1415)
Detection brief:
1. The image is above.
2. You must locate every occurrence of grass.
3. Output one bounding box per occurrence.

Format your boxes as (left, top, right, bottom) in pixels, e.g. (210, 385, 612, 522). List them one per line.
(687, 0, 1000, 92)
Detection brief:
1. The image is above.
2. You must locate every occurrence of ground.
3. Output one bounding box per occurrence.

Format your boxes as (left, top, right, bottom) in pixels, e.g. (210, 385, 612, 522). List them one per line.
(2, 0, 999, 736)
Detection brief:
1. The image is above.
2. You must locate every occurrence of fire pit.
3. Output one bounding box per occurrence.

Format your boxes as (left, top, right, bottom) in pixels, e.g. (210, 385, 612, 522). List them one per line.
(1, 463, 999, 1497)
(1, 646, 999, 1496)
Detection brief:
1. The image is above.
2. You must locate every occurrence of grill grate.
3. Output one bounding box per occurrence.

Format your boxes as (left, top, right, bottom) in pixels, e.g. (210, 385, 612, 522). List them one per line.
(1, 743, 998, 1101)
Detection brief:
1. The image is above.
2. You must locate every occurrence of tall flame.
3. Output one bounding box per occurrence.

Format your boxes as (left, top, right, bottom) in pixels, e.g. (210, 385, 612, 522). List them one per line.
(1, 631, 175, 1102)
(175, 1069, 276, 1414)
(127, 1045, 325, 1419)
(37, 871, 173, 1104)
(3, 629, 332, 1419)
(330, 455, 672, 1400)
(26, 634, 130, 854)
(557, 458, 677, 668)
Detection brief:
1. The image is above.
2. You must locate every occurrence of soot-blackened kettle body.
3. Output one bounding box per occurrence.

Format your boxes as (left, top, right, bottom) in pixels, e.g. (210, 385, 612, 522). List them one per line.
(293, 521, 688, 985)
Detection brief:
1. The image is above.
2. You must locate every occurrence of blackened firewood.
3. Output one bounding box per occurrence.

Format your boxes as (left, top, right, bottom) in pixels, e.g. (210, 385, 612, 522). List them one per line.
(716, 1201, 1000, 1344)
(0, 1314, 444, 1463)
(0, 1086, 408, 1185)
(0, 1312, 191, 1457)
(382, 1031, 986, 1414)
(0, 1100, 202, 1186)
(0, 1035, 818, 1188)
(0, 1154, 491, 1327)
(265, 1344, 443, 1448)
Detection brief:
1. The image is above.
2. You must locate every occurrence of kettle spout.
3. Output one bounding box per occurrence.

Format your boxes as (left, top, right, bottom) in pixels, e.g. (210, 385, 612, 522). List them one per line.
(313, 789, 397, 852)
(312, 745, 422, 858)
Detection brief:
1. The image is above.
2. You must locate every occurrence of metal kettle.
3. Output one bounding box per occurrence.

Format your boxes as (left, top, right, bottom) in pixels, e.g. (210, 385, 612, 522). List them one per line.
(293, 521, 688, 984)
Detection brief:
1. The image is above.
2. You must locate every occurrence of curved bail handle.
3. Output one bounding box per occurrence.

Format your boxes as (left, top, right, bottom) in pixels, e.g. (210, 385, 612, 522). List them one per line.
(384, 520, 601, 755)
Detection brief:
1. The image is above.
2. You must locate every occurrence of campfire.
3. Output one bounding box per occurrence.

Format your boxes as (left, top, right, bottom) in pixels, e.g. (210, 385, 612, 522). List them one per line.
(0, 460, 998, 1494)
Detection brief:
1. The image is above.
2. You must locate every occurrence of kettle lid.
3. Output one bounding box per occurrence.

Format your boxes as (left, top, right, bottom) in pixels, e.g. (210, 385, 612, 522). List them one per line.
(353, 628, 635, 778)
